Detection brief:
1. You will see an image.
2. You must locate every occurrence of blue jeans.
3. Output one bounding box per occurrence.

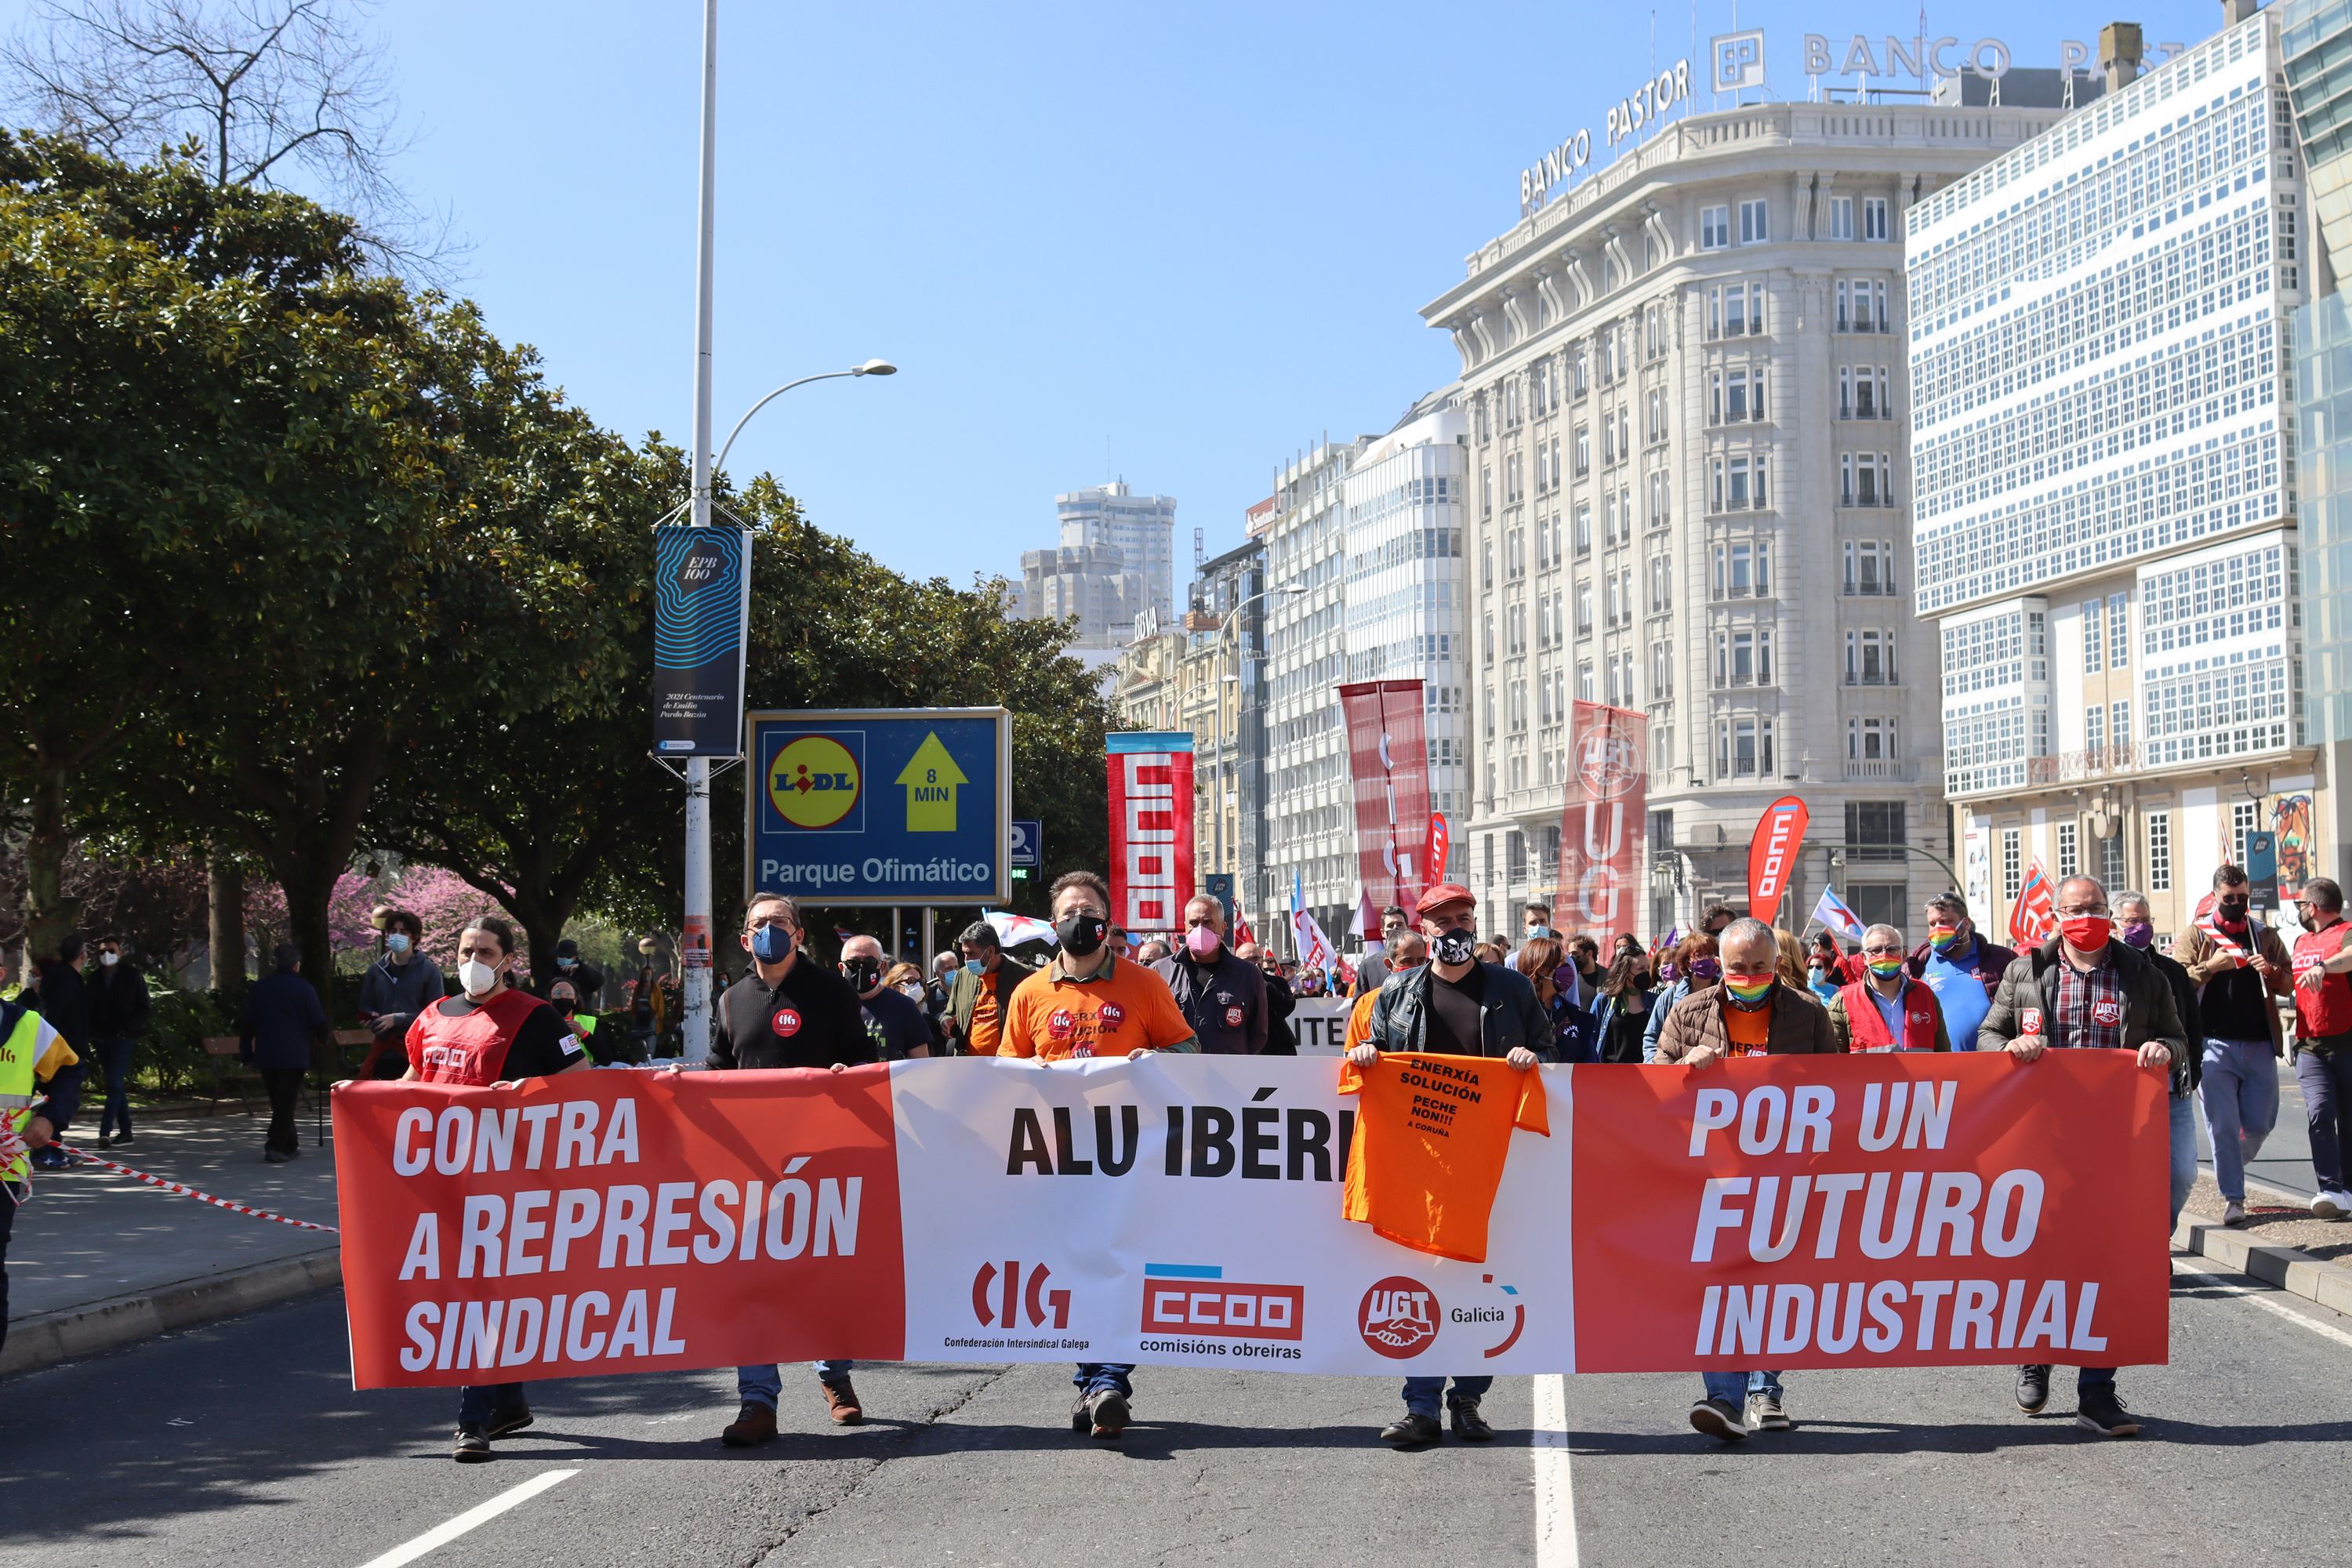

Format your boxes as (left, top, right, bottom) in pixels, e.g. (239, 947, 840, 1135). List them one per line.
(95, 1038, 134, 1140)
(1072, 1363, 1134, 1399)
(456, 1382, 528, 1426)
(2200, 1038, 2281, 1201)
(1701, 1369, 1782, 1406)
(1403, 1374, 1493, 1417)
(2169, 1091, 2198, 1229)
(2299, 1047, 2352, 1192)
(737, 1360, 855, 1408)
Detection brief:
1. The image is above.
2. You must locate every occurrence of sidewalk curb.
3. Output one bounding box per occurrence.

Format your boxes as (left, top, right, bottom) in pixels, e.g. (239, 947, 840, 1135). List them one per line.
(0, 1245, 341, 1380)
(2174, 1211, 2352, 1316)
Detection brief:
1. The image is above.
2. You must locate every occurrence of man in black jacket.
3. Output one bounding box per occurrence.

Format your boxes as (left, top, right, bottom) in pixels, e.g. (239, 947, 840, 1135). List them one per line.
(708, 894, 874, 1446)
(1152, 895, 1267, 1054)
(2114, 889, 2203, 1229)
(1350, 881, 1550, 1447)
(539, 938, 605, 1010)
(1242, 942, 1296, 1054)
(26, 935, 89, 1170)
(88, 935, 150, 1147)
(1978, 875, 2183, 1438)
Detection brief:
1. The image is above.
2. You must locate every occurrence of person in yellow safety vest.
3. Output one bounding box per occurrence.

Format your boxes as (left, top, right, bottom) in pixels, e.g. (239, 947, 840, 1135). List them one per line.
(546, 981, 610, 1064)
(2, 948, 85, 1363)
(1344, 932, 1426, 1052)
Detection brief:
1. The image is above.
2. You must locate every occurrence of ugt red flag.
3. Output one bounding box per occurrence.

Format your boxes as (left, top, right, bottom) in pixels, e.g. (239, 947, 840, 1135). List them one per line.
(1339, 681, 1432, 915)
(1107, 732, 1194, 934)
(2010, 860, 2058, 948)
(1557, 702, 1648, 945)
(1748, 795, 1809, 922)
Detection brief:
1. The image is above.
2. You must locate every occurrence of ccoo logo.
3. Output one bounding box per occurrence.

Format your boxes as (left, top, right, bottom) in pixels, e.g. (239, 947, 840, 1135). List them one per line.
(1359, 1276, 1439, 1359)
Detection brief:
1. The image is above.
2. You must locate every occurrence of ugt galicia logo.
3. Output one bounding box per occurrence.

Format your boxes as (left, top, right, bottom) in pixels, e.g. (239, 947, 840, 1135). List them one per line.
(1359, 1276, 1439, 1359)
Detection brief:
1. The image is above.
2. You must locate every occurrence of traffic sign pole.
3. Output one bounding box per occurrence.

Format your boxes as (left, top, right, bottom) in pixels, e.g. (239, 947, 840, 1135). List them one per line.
(681, 0, 720, 1064)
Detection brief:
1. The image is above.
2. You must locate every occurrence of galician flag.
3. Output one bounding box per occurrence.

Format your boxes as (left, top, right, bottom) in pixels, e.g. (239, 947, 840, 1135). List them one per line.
(982, 909, 1058, 949)
(1810, 887, 1867, 943)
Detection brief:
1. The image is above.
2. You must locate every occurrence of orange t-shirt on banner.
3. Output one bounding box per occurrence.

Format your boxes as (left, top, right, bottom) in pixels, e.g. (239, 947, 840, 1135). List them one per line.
(1338, 1052, 1551, 1263)
(1724, 1003, 1771, 1057)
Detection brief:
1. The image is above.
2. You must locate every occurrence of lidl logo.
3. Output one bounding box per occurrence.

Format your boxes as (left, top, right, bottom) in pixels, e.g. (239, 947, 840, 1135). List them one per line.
(768, 735, 862, 829)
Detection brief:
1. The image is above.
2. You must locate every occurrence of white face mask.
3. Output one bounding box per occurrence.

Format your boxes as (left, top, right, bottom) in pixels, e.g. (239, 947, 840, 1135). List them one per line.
(898, 982, 925, 1000)
(100, 952, 119, 967)
(458, 958, 502, 998)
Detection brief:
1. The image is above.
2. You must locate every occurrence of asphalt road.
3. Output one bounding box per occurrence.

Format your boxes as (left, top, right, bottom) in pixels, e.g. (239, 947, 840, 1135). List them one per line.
(4, 1256, 2349, 1568)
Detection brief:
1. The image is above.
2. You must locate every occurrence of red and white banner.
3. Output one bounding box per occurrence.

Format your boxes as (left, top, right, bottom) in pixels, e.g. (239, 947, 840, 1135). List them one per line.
(1106, 731, 1195, 934)
(1748, 795, 1809, 921)
(1426, 811, 1450, 882)
(337, 1053, 2168, 1388)
(2010, 860, 2059, 949)
(1338, 681, 1432, 916)
(1557, 702, 1648, 944)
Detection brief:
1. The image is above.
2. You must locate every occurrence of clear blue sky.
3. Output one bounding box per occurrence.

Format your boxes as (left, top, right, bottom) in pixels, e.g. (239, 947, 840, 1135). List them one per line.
(9, 0, 2224, 586)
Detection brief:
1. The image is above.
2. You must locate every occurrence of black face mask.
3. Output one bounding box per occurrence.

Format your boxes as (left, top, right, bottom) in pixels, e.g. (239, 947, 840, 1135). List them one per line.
(840, 957, 882, 992)
(1432, 928, 1476, 966)
(1057, 911, 1109, 957)
(2219, 897, 2250, 923)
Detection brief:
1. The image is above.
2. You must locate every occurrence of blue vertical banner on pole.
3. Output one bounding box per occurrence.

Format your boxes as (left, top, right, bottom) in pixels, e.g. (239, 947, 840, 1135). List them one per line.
(653, 525, 754, 757)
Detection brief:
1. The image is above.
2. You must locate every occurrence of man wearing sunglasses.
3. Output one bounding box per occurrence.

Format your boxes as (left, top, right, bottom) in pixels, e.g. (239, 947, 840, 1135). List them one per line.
(1826, 925, 1951, 1053)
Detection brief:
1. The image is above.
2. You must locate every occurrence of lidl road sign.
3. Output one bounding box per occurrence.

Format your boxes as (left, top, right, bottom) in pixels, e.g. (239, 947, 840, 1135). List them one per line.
(746, 707, 1011, 906)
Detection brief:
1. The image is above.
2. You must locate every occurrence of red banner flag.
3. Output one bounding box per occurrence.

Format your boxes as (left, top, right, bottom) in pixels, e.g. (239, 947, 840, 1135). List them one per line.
(2010, 860, 2059, 948)
(1747, 795, 1809, 921)
(1106, 731, 1195, 934)
(1557, 702, 1649, 944)
(1338, 681, 1432, 916)
(336, 1067, 906, 1388)
(1570, 1051, 2168, 1373)
(1426, 811, 1450, 882)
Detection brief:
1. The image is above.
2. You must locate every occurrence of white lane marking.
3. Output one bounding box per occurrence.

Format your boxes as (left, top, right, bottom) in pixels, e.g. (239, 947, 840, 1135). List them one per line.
(355, 1468, 579, 1568)
(2171, 1258, 2352, 1351)
(1533, 1373, 1580, 1567)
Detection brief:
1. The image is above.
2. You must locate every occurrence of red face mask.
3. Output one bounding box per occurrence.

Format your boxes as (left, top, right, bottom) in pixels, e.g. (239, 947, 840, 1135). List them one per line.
(2060, 914, 2111, 951)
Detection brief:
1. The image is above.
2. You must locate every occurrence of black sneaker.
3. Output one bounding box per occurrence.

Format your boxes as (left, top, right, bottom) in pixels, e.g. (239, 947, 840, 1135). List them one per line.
(1084, 1388, 1130, 1439)
(1070, 1394, 1092, 1434)
(2075, 1387, 2140, 1438)
(1746, 1392, 1792, 1431)
(111, 1133, 132, 1148)
(2016, 1365, 2051, 1414)
(453, 1425, 492, 1463)
(485, 1404, 533, 1439)
(1449, 1397, 1495, 1442)
(1381, 1410, 1442, 1446)
(1688, 1399, 1748, 1442)
(263, 1149, 290, 1164)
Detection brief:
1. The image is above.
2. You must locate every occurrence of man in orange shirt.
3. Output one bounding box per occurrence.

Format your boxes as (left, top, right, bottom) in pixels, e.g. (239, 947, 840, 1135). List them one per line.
(1000, 869, 1196, 1439)
(1344, 931, 1425, 1052)
(942, 920, 1031, 1056)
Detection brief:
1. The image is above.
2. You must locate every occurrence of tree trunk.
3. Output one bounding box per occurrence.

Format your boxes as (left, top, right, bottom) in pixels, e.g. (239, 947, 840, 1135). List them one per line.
(22, 754, 76, 963)
(275, 857, 340, 1015)
(209, 854, 248, 995)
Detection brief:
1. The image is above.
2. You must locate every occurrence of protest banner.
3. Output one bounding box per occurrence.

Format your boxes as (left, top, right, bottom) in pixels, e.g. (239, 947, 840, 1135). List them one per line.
(336, 1054, 2167, 1388)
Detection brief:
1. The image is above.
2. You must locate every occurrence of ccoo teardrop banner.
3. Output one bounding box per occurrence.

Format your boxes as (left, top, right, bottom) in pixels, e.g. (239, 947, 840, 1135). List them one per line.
(1748, 794, 1810, 922)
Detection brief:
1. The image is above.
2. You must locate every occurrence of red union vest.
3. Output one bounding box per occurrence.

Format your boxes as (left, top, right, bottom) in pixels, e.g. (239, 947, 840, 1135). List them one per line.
(407, 989, 543, 1085)
(2292, 923, 2352, 1040)
(1839, 978, 1941, 1053)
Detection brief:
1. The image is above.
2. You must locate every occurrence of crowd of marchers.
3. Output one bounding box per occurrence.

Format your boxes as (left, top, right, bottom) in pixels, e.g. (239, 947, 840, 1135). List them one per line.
(9, 856, 2349, 1462)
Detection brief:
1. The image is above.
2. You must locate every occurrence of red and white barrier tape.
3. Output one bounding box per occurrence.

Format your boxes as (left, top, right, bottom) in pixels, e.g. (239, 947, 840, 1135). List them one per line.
(52, 1142, 339, 1233)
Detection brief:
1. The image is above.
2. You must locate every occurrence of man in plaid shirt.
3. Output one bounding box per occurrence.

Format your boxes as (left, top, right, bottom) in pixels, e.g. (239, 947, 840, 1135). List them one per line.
(1978, 873, 2185, 1438)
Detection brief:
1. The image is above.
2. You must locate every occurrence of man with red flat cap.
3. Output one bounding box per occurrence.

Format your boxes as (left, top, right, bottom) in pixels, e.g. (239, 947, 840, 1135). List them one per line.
(1349, 880, 1554, 1448)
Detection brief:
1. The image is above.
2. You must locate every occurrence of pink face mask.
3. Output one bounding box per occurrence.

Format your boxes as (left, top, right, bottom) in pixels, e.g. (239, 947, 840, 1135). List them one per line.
(1185, 925, 1222, 959)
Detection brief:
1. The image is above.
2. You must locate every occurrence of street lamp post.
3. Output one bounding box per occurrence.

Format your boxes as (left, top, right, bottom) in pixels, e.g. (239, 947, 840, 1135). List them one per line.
(1211, 583, 1305, 887)
(670, 5, 898, 1062)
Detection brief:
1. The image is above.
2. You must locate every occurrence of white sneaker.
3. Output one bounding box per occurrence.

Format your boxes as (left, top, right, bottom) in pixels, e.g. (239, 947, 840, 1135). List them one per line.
(2313, 1190, 2348, 1220)
(2223, 1200, 2249, 1225)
